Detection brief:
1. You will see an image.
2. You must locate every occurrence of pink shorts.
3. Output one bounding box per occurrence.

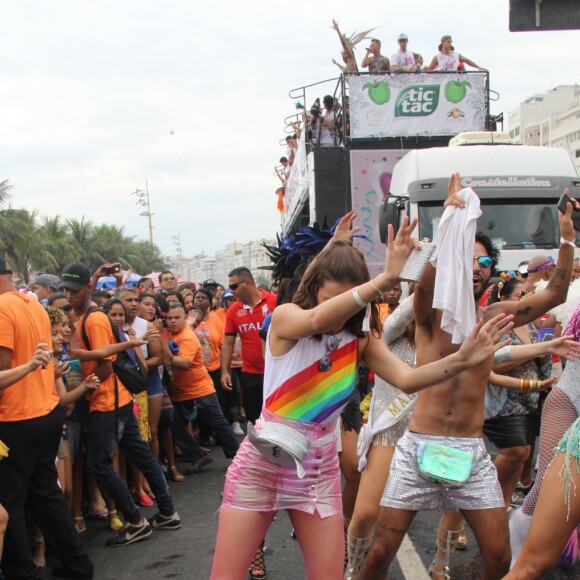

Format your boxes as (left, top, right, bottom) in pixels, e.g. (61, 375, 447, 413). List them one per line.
(222, 410, 342, 518)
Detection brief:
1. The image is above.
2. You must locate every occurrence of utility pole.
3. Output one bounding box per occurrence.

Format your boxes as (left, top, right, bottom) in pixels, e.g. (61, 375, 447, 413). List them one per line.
(131, 180, 154, 246)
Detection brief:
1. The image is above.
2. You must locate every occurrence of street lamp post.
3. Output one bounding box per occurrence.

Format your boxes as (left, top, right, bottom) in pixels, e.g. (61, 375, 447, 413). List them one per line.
(131, 180, 154, 246)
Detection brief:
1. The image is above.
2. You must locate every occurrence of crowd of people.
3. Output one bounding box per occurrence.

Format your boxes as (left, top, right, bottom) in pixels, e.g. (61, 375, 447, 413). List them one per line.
(1, 179, 580, 580)
(274, 22, 487, 202)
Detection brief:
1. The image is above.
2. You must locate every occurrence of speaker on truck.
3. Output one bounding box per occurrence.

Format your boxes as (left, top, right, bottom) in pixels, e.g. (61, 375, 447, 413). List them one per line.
(312, 147, 351, 226)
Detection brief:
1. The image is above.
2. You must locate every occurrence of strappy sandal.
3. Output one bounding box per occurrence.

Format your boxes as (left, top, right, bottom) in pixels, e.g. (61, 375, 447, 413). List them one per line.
(168, 465, 185, 482)
(108, 510, 124, 533)
(73, 516, 86, 533)
(249, 539, 266, 579)
(456, 530, 468, 551)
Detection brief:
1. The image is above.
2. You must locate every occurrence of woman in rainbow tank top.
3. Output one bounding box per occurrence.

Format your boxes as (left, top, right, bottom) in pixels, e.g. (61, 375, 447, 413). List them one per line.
(211, 218, 513, 580)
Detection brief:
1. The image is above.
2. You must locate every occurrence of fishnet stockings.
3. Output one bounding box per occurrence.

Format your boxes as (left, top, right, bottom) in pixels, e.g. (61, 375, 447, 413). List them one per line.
(522, 389, 577, 516)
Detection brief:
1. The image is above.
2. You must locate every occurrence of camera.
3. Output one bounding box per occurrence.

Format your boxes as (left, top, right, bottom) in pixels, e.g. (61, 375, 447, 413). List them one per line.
(104, 263, 122, 275)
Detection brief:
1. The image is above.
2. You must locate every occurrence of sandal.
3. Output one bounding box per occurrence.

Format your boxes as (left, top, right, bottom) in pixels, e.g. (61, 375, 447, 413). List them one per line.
(73, 516, 86, 534)
(84, 509, 108, 521)
(456, 530, 469, 551)
(168, 465, 185, 482)
(249, 539, 266, 579)
(108, 510, 124, 533)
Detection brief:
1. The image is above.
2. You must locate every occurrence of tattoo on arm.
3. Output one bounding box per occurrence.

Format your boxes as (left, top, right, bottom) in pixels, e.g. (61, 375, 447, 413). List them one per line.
(377, 521, 407, 535)
(515, 306, 533, 317)
(547, 268, 566, 291)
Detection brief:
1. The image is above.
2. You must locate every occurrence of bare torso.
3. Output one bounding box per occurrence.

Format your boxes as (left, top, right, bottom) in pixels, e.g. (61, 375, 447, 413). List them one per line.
(409, 310, 492, 437)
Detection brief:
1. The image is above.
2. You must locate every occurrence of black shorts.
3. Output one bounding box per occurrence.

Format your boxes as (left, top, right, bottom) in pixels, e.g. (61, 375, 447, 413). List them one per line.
(483, 414, 536, 448)
(340, 390, 362, 433)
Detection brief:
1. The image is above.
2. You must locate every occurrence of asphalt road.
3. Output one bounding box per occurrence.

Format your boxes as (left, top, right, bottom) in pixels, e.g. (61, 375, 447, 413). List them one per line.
(39, 433, 580, 580)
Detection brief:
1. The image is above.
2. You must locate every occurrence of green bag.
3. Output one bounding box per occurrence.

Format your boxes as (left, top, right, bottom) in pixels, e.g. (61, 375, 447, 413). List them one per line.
(417, 441, 473, 487)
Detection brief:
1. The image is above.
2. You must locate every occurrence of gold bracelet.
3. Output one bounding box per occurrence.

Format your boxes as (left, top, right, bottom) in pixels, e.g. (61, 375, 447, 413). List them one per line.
(520, 379, 524, 391)
(369, 280, 383, 298)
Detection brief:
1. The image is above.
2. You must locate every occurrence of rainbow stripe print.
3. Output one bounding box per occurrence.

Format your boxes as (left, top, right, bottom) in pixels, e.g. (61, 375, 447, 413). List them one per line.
(265, 339, 357, 423)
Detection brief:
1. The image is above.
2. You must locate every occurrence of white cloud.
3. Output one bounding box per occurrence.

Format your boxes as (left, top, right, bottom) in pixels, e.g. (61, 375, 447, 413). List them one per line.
(0, 0, 579, 261)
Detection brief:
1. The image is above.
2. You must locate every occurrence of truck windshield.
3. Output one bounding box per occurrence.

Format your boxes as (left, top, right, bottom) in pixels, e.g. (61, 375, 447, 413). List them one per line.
(418, 199, 565, 250)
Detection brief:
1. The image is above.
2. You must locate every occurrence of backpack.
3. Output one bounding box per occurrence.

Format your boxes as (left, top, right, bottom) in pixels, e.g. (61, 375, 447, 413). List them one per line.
(80, 306, 149, 394)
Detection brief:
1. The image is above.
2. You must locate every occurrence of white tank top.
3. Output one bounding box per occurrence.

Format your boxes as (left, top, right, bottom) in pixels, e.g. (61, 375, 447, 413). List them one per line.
(437, 50, 460, 71)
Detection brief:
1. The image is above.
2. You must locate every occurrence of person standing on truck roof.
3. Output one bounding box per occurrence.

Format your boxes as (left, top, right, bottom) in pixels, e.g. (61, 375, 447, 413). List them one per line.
(362, 174, 576, 579)
(391, 33, 419, 73)
(361, 38, 390, 73)
(425, 35, 487, 72)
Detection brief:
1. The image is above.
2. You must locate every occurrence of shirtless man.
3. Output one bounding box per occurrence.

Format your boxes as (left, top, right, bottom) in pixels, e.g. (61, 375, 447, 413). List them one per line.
(363, 174, 576, 579)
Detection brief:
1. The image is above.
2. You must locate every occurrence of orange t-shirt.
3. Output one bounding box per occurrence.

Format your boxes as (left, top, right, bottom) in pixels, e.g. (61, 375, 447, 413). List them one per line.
(78, 308, 133, 413)
(214, 308, 226, 326)
(194, 312, 224, 372)
(0, 292, 58, 421)
(170, 325, 215, 401)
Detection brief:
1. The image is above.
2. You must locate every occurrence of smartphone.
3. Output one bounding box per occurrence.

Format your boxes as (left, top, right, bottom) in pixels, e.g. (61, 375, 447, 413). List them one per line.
(557, 193, 580, 231)
(69, 359, 82, 372)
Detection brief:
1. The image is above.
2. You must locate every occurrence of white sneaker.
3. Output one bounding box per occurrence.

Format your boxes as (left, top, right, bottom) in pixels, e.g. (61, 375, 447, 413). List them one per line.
(232, 421, 244, 436)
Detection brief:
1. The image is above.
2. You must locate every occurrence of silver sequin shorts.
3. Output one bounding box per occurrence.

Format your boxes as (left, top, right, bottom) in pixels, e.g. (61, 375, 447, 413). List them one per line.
(380, 431, 504, 511)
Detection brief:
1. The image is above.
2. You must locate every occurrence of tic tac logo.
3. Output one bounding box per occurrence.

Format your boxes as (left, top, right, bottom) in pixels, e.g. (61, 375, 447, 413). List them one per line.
(395, 85, 440, 117)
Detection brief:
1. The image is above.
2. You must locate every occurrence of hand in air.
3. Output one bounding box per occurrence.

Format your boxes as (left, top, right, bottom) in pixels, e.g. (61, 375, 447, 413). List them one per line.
(332, 211, 360, 242)
(558, 188, 578, 242)
(458, 313, 515, 365)
(384, 216, 419, 281)
(444, 172, 465, 209)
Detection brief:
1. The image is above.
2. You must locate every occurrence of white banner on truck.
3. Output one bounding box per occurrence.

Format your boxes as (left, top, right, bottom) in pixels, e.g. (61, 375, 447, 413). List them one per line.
(349, 72, 487, 138)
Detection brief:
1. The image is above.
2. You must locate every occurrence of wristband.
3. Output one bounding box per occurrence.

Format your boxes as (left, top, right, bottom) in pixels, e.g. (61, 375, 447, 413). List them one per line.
(352, 287, 367, 308)
(369, 280, 383, 298)
(560, 237, 577, 248)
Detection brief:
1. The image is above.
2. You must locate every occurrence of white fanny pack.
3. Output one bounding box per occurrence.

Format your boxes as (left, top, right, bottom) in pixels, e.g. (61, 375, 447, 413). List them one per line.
(247, 419, 335, 479)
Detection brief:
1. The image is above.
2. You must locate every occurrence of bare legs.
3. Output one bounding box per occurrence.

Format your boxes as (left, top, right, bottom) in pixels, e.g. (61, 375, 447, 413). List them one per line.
(506, 453, 580, 579)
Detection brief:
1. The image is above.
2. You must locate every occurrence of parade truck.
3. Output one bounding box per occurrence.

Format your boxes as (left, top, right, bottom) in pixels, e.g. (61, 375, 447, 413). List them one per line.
(376, 134, 580, 273)
(280, 71, 579, 274)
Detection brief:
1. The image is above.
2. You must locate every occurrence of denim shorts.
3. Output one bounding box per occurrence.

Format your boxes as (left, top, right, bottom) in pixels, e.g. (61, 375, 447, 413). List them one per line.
(147, 372, 163, 398)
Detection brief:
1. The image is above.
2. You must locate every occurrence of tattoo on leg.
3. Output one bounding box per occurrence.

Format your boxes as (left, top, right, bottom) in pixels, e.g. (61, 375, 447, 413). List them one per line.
(377, 521, 406, 535)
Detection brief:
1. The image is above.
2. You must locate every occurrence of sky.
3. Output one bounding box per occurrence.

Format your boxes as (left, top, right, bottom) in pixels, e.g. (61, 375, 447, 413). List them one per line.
(1, 1, 579, 259)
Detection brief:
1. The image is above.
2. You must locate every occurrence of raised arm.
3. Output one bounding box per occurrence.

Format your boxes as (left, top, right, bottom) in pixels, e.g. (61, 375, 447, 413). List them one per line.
(485, 197, 577, 326)
(383, 294, 414, 344)
(271, 217, 418, 340)
(364, 313, 513, 393)
(331, 20, 355, 62)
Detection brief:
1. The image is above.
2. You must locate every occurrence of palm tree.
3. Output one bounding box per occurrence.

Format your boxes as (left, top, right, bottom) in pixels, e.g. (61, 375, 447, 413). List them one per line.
(38, 216, 80, 273)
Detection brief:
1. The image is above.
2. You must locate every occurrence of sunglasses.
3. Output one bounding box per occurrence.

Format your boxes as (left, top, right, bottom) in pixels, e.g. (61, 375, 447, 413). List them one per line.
(61, 304, 73, 312)
(228, 281, 245, 291)
(319, 335, 340, 372)
(473, 256, 493, 269)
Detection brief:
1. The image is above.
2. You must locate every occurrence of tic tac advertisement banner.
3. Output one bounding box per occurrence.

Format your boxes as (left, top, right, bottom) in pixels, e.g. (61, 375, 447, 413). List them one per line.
(351, 149, 409, 277)
(281, 132, 309, 234)
(349, 72, 487, 138)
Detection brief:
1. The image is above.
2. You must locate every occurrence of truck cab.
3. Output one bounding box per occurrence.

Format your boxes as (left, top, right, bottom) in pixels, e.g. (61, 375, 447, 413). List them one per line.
(380, 137, 580, 270)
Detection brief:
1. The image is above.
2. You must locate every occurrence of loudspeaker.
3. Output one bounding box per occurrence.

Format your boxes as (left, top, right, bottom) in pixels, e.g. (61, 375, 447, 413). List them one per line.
(312, 148, 351, 226)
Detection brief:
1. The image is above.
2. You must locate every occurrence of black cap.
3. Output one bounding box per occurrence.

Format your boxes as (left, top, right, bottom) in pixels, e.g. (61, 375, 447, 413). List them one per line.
(60, 263, 91, 290)
(202, 279, 218, 287)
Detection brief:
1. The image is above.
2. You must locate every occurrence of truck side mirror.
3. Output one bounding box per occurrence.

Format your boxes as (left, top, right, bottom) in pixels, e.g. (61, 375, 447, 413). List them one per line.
(378, 197, 405, 243)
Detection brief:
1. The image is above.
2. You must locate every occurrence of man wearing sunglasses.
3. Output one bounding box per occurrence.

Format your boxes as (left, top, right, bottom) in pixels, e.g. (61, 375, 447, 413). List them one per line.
(220, 267, 277, 425)
(365, 174, 577, 580)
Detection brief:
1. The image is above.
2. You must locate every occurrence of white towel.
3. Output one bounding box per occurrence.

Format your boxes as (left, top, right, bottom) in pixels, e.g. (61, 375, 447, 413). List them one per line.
(430, 188, 482, 344)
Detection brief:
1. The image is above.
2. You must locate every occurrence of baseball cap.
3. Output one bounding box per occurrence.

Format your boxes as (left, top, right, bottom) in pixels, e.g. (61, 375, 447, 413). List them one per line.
(398, 33, 408, 40)
(35, 273, 61, 290)
(223, 290, 234, 300)
(202, 279, 218, 287)
(59, 263, 91, 290)
(441, 35, 452, 43)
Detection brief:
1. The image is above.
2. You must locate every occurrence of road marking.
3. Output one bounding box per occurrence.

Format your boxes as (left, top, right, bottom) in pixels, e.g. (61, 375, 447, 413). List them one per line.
(398, 534, 431, 579)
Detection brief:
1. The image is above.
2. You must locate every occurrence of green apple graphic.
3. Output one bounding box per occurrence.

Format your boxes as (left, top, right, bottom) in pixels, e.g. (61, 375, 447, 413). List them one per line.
(363, 81, 391, 105)
(445, 80, 471, 104)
